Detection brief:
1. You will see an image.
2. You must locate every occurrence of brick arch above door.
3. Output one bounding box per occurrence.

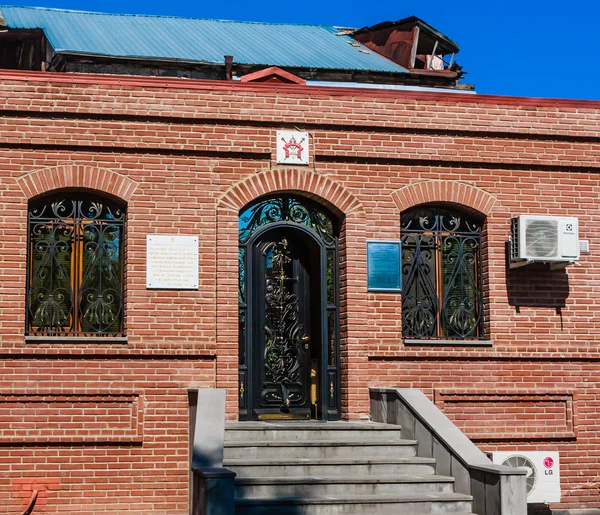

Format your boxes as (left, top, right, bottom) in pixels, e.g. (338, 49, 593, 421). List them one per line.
(217, 168, 365, 218)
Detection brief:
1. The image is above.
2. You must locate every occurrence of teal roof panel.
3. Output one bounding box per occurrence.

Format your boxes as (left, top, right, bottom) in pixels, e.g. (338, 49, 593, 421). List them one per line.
(0, 6, 408, 73)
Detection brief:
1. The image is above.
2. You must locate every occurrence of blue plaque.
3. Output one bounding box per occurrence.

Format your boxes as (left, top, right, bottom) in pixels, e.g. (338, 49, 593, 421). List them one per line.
(367, 241, 402, 292)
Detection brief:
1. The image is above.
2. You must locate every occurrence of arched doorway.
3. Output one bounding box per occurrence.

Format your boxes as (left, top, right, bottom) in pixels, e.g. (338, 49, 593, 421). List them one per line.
(238, 195, 341, 421)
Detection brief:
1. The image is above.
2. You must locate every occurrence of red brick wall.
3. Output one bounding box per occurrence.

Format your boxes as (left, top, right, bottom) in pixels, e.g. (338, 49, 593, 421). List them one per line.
(0, 71, 599, 511)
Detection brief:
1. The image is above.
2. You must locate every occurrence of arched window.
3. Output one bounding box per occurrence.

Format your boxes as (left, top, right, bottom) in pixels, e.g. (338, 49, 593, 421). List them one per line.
(401, 205, 484, 340)
(26, 192, 125, 336)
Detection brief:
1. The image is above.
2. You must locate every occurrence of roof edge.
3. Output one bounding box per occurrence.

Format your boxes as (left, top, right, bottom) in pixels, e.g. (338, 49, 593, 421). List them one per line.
(0, 69, 598, 109)
(52, 50, 409, 74)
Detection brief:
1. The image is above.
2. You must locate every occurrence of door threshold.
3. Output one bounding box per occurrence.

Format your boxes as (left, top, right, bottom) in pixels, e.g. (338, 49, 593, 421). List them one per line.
(258, 413, 311, 421)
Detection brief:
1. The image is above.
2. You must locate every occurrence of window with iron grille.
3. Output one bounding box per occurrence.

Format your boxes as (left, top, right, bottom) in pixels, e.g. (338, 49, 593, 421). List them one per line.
(26, 193, 125, 336)
(400, 205, 485, 340)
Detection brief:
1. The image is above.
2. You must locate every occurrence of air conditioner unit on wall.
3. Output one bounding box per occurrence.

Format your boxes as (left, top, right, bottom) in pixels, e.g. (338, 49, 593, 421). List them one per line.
(510, 215, 579, 268)
(492, 451, 561, 504)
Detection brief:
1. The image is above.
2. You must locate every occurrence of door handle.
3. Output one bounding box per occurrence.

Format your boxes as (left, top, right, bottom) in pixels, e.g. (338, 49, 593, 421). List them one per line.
(302, 335, 309, 349)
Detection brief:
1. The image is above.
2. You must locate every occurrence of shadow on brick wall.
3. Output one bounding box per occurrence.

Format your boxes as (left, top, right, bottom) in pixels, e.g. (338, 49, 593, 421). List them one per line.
(505, 243, 570, 309)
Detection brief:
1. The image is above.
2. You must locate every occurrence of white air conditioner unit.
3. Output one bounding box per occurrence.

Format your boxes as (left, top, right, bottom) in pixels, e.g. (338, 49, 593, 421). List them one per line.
(510, 215, 579, 268)
(492, 451, 561, 503)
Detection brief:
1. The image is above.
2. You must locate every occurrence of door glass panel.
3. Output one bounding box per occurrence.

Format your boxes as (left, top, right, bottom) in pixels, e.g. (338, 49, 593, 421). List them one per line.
(238, 248, 246, 304)
(327, 250, 334, 305)
(238, 309, 246, 365)
(265, 247, 274, 269)
(327, 309, 336, 366)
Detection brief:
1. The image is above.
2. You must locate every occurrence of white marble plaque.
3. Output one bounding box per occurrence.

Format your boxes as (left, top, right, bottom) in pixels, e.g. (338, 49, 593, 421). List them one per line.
(146, 235, 198, 289)
(276, 130, 309, 165)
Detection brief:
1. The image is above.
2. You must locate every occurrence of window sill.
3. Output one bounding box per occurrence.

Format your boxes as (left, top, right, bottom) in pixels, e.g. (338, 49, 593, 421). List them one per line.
(403, 339, 493, 347)
(25, 336, 128, 344)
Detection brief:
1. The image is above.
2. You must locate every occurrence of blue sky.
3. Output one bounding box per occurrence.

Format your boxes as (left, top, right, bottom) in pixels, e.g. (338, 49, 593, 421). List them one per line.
(3, 0, 598, 100)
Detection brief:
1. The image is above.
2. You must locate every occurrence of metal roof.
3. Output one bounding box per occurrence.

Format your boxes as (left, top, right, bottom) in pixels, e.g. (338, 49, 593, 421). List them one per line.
(0, 6, 408, 73)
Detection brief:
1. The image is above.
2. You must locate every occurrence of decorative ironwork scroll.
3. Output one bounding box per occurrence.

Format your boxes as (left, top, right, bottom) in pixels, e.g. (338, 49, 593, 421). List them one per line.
(239, 196, 335, 245)
(27, 194, 125, 336)
(262, 239, 305, 409)
(401, 206, 484, 339)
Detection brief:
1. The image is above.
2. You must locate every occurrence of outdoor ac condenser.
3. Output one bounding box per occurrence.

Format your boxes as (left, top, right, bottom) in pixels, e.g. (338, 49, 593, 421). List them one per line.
(510, 215, 579, 267)
(492, 451, 561, 503)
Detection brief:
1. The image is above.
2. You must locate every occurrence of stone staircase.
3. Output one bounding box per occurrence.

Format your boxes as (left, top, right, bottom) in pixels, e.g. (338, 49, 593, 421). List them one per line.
(223, 421, 475, 515)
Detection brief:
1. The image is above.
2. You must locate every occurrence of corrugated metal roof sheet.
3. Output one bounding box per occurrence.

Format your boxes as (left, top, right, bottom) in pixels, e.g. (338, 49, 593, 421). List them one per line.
(0, 6, 408, 73)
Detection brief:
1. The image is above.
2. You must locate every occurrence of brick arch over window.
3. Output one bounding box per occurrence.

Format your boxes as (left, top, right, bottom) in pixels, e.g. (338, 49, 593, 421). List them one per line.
(16, 165, 138, 202)
(217, 168, 364, 216)
(390, 180, 497, 216)
(216, 168, 368, 419)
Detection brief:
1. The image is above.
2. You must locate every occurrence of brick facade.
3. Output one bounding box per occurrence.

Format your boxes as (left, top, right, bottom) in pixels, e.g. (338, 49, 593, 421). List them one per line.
(1, 70, 599, 512)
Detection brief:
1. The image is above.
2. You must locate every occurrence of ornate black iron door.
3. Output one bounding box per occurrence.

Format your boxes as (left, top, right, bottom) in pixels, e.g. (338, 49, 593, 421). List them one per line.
(251, 233, 314, 420)
(238, 195, 341, 421)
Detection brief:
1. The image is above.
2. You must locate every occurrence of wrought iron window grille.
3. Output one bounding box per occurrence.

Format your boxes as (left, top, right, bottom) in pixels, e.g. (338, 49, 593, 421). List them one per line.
(401, 205, 485, 340)
(26, 194, 125, 337)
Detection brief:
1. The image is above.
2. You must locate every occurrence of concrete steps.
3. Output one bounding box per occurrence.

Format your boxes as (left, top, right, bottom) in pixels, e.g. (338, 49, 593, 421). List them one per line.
(225, 439, 418, 459)
(225, 421, 404, 441)
(235, 494, 474, 515)
(234, 474, 456, 497)
(224, 421, 475, 515)
(225, 457, 437, 477)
